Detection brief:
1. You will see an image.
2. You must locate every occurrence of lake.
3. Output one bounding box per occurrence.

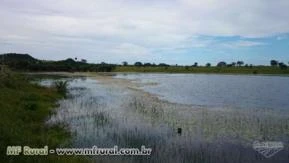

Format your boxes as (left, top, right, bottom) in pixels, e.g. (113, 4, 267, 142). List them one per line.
(115, 73, 289, 110)
(44, 73, 289, 163)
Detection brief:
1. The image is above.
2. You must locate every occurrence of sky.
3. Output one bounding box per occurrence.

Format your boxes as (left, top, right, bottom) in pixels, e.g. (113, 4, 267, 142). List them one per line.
(0, 0, 289, 65)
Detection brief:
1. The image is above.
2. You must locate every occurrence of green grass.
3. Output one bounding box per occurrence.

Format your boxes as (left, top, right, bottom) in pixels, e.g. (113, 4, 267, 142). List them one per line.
(0, 71, 90, 163)
(114, 66, 289, 75)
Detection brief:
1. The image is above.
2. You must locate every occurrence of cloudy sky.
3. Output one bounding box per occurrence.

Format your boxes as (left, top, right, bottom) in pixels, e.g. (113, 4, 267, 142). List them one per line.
(1, 0, 289, 65)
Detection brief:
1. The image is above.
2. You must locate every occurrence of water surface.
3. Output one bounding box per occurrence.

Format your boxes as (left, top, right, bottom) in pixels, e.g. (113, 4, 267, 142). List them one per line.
(116, 73, 289, 110)
(41, 73, 289, 163)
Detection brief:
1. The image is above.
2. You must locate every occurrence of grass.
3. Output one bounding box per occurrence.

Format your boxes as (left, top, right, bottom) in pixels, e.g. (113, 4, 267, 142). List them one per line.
(114, 66, 289, 75)
(53, 81, 69, 95)
(0, 71, 90, 162)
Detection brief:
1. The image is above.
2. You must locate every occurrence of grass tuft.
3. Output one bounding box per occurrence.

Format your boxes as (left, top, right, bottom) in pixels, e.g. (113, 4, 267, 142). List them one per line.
(53, 81, 69, 95)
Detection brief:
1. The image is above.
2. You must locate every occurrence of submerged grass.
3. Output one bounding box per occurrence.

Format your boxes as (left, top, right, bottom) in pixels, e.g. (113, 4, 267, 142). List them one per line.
(129, 93, 289, 143)
(126, 93, 289, 162)
(0, 71, 90, 163)
(30, 75, 289, 163)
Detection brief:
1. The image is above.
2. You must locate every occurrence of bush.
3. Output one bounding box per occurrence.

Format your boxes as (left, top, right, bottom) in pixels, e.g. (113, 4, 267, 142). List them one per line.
(53, 81, 69, 95)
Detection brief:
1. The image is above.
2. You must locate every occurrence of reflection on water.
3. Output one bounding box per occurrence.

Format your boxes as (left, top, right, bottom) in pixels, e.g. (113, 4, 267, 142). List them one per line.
(116, 73, 289, 110)
(45, 75, 289, 163)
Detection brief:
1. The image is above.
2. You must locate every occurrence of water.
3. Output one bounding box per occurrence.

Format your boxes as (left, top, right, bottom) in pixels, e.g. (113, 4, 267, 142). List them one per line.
(116, 73, 289, 110)
(42, 74, 289, 163)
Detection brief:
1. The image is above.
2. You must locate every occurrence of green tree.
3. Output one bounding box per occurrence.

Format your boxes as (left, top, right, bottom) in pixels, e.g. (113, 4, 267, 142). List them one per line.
(144, 63, 152, 66)
(158, 63, 169, 67)
(237, 61, 244, 66)
(193, 62, 198, 67)
(134, 62, 143, 66)
(270, 60, 278, 66)
(122, 61, 128, 66)
(81, 59, 87, 63)
(217, 61, 226, 67)
(279, 62, 288, 69)
(206, 63, 211, 67)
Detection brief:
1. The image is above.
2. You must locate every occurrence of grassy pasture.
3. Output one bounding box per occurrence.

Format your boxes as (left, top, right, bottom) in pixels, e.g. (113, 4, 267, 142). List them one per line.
(114, 66, 289, 75)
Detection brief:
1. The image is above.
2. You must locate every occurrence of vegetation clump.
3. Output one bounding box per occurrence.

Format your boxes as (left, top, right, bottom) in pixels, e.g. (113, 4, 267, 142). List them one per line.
(53, 80, 69, 95)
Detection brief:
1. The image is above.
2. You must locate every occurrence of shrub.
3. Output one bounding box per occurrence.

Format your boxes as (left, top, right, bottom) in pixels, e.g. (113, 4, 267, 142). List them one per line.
(53, 81, 69, 95)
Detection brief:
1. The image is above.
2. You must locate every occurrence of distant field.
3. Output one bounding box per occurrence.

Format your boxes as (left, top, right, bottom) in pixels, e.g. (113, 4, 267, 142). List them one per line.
(114, 66, 289, 75)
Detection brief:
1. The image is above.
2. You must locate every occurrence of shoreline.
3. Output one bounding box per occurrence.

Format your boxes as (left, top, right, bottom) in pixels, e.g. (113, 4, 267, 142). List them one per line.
(0, 72, 90, 163)
(25, 71, 289, 78)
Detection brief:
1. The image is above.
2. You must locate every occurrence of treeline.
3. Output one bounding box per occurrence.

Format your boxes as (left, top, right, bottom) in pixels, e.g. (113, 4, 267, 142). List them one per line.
(121, 60, 288, 69)
(123, 62, 170, 67)
(215, 60, 287, 69)
(270, 60, 288, 69)
(0, 53, 116, 72)
(1, 53, 288, 72)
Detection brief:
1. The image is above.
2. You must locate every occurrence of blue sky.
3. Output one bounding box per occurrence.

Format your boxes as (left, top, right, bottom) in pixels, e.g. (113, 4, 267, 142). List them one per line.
(0, 0, 289, 65)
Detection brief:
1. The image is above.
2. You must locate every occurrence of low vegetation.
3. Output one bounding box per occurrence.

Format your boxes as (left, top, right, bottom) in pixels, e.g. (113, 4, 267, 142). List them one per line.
(116, 60, 289, 74)
(115, 65, 289, 74)
(53, 81, 69, 95)
(0, 70, 89, 162)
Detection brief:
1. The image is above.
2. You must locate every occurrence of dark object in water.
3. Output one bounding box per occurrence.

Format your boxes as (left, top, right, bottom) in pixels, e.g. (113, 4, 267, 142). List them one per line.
(177, 128, 182, 135)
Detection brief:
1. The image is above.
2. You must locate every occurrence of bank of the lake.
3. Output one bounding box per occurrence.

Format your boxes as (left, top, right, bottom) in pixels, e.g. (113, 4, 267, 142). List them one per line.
(0, 72, 90, 163)
(114, 66, 289, 75)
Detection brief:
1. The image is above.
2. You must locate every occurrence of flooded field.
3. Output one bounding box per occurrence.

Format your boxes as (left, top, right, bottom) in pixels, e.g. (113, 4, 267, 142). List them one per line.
(43, 73, 289, 163)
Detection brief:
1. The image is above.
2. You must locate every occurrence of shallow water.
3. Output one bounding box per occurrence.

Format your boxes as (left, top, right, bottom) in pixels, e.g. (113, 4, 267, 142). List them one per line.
(116, 73, 289, 110)
(43, 74, 289, 163)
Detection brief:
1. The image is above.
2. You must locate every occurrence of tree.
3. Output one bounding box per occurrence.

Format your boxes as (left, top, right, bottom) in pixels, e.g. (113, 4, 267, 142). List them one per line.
(193, 62, 198, 67)
(159, 63, 169, 67)
(122, 61, 128, 66)
(227, 64, 233, 67)
(217, 61, 226, 67)
(270, 60, 278, 66)
(237, 61, 244, 66)
(279, 62, 288, 69)
(144, 63, 152, 66)
(81, 59, 87, 63)
(134, 62, 143, 66)
(206, 63, 211, 67)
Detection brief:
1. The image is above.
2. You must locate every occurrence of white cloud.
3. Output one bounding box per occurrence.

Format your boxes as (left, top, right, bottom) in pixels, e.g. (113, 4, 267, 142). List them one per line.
(108, 43, 151, 56)
(0, 0, 289, 62)
(221, 40, 267, 48)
